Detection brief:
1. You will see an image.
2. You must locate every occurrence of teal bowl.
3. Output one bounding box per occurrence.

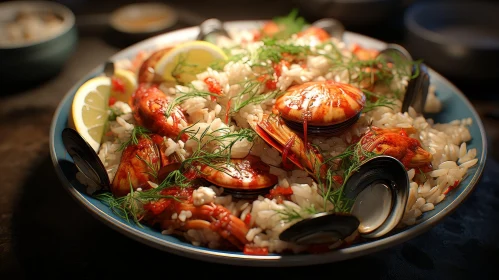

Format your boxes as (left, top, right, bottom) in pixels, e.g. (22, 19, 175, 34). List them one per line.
(0, 1, 78, 87)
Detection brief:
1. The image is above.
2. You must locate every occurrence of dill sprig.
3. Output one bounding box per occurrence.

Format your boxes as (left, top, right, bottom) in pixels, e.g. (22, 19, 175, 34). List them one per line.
(118, 126, 151, 151)
(135, 153, 159, 179)
(93, 173, 169, 226)
(95, 188, 181, 226)
(157, 125, 257, 189)
(362, 89, 397, 113)
(253, 38, 310, 64)
(230, 80, 281, 114)
(275, 205, 318, 223)
(166, 85, 219, 115)
(318, 140, 378, 213)
(171, 52, 201, 85)
(267, 9, 307, 40)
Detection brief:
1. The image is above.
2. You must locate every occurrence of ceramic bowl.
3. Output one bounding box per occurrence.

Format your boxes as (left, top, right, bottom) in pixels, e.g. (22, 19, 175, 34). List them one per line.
(0, 1, 78, 87)
(404, 1, 499, 81)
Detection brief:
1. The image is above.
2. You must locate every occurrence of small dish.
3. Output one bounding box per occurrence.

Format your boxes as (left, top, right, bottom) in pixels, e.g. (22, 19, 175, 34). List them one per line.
(404, 1, 499, 81)
(109, 2, 178, 36)
(0, 0, 77, 87)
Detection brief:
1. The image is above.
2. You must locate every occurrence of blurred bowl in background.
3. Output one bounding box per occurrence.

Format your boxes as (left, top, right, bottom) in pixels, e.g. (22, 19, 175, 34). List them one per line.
(404, 1, 499, 81)
(109, 2, 178, 42)
(293, 0, 405, 27)
(0, 1, 78, 87)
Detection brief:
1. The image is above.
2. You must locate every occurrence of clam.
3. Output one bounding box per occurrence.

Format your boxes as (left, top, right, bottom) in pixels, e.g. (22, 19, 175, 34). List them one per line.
(311, 18, 345, 40)
(273, 80, 366, 137)
(279, 155, 409, 245)
(61, 128, 110, 189)
(196, 18, 231, 43)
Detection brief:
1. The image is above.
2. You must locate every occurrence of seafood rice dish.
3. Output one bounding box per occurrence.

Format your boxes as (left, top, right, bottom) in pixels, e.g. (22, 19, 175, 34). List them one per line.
(75, 13, 478, 255)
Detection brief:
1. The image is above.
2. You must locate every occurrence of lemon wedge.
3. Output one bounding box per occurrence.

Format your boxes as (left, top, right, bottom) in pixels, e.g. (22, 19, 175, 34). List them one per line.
(154, 40, 227, 84)
(110, 68, 138, 104)
(69, 76, 111, 152)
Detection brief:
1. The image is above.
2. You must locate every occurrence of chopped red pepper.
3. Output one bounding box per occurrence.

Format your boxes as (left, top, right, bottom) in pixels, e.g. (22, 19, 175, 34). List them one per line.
(111, 77, 126, 94)
(244, 213, 252, 226)
(204, 77, 222, 99)
(265, 186, 293, 203)
(332, 175, 343, 185)
(443, 180, 460, 195)
(225, 98, 232, 125)
(273, 60, 291, 77)
(270, 186, 294, 196)
(265, 79, 277, 90)
(243, 245, 269, 255)
(108, 96, 117, 106)
(143, 199, 170, 215)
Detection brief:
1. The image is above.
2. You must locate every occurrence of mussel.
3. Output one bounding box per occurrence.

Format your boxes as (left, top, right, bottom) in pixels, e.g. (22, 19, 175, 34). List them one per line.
(401, 63, 430, 114)
(377, 44, 430, 114)
(279, 155, 410, 245)
(62, 128, 110, 189)
(273, 80, 366, 137)
(196, 18, 231, 43)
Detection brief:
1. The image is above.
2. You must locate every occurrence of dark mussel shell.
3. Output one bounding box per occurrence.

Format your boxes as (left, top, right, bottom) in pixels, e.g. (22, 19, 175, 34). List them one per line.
(283, 111, 362, 137)
(222, 186, 274, 200)
(196, 18, 231, 43)
(279, 213, 359, 245)
(61, 128, 110, 188)
(343, 155, 410, 238)
(103, 61, 115, 78)
(311, 18, 345, 40)
(279, 155, 409, 245)
(401, 63, 430, 114)
(377, 44, 430, 114)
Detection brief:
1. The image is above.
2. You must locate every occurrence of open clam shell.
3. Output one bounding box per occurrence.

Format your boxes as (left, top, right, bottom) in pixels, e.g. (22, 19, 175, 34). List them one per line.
(279, 155, 409, 245)
(343, 155, 410, 238)
(61, 128, 110, 188)
(311, 18, 345, 40)
(196, 18, 231, 43)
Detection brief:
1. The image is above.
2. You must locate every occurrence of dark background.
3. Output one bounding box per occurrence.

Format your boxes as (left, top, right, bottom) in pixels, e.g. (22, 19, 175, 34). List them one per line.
(1, 0, 499, 279)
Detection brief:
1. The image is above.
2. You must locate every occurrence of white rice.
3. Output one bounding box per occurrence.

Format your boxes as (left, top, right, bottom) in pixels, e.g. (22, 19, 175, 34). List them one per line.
(93, 28, 478, 253)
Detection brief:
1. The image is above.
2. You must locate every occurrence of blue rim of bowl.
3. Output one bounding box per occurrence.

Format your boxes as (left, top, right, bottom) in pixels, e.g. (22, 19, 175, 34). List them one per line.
(404, 2, 499, 50)
(49, 21, 487, 267)
(0, 1, 75, 49)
